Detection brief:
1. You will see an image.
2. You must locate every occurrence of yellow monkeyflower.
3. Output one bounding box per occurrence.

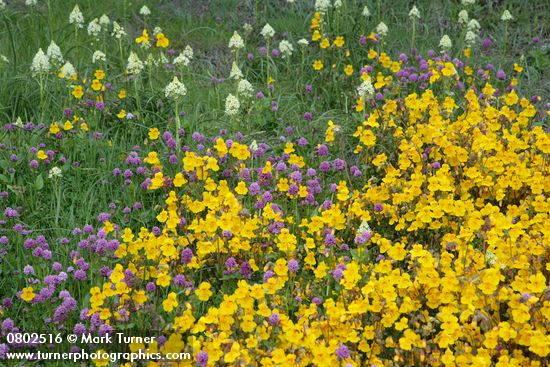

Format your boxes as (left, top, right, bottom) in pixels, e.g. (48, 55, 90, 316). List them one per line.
(155, 33, 169, 48)
(195, 282, 213, 301)
(20, 287, 35, 302)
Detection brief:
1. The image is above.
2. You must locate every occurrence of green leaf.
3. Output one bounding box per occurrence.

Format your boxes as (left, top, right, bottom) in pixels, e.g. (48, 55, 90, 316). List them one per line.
(34, 173, 44, 191)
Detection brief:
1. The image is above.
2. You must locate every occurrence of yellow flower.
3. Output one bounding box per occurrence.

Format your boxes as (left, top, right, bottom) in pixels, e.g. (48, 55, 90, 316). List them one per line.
(135, 28, 149, 44)
(344, 64, 353, 76)
(91, 79, 102, 91)
(94, 69, 105, 80)
(148, 128, 160, 140)
(320, 38, 330, 49)
(118, 89, 127, 99)
(72, 85, 84, 99)
(116, 110, 127, 119)
(333, 36, 345, 47)
(37, 150, 47, 160)
(513, 63, 523, 72)
(313, 60, 324, 71)
(49, 122, 60, 135)
(155, 33, 169, 48)
(195, 282, 213, 301)
(20, 287, 35, 302)
(162, 292, 178, 312)
(312, 30, 321, 41)
(441, 62, 456, 77)
(63, 120, 73, 131)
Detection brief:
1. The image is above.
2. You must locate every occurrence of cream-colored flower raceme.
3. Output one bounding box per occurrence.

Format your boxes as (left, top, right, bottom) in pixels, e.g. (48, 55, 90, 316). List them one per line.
(439, 34, 452, 51)
(458, 10, 469, 24)
(139, 5, 151, 16)
(315, 0, 331, 13)
(31, 48, 50, 76)
(164, 76, 187, 100)
(467, 19, 480, 32)
(59, 61, 77, 80)
(362, 6, 370, 17)
(260, 23, 275, 39)
(376, 22, 388, 37)
(228, 31, 245, 50)
(334, 0, 342, 8)
(25, 0, 37, 6)
(229, 62, 243, 80)
(242, 23, 253, 35)
(225, 94, 240, 116)
(357, 79, 374, 98)
(465, 30, 477, 47)
(48, 167, 62, 179)
(0, 0, 6, 10)
(298, 39, 309, 47)
(69, 5, 84, 28)
(409, 5, 420, 19)
(127, 52, 144, 75)
(87, 18, 101, 38)
(92, 50, 106, 63)
(174, 45, 194, 67)
(461, 0, 475, 5)
(238, 79, 254, 99)
(501, 9, 513, 21)
(279, 40, 294, 58)
(145, 53, 159, 67)
(99, 14, 110, 29)
(112, 21, 126, 39)
(46, 41, 64, 65)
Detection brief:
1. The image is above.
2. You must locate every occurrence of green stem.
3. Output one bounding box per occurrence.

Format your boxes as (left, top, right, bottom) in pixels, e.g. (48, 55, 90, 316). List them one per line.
(175, 103, 181, 153)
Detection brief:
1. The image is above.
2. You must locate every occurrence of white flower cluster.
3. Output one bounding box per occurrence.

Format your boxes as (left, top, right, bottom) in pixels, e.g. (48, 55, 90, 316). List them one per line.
(0, 54, 8, 64)
(139, 5, 151, 16)
(25, 0, 37, 6)
(501, 10, 513, 21)
(47, 41, 64, 65)
(99, 14, 110, 29)
(461, 0, 475, 5)
(439, 34, 452, 50)
(376, 22, 388, 37)
(465, 30, 477, 47)
(174, 46, 193, 67)
(87, 18, 101, 38)
(260, 23, 275, 39)
(279, 40, 294, 58)
(229, 62, 243, 80)
(467, 19, 480, 31)
(92, 50, 106, 63)
(31, 48, 50, 76)
(225, 94, 240, 116)
(69, 5, 84, 28)
(458, 10, 468, 24)
(229, 31, 244, 50)
(112, 22, 126, 39)
(362, 6, 370, 17)
(243, 23, 253, 35)
(0, 0, 6, 10)
(59, 61, 77, 80)
(48, 167, 62, 179)
(238, 79, 254, 98)
(127, 52, 144, 75)
(145, 53, 159, 67)
(334, 0, 342, 9)
(409, 5, 420, 19)
(298, 39, 309, 47)
(357, 79, 374, 98)
(315, 0, 331, 13)
(165, 76, 187, 100)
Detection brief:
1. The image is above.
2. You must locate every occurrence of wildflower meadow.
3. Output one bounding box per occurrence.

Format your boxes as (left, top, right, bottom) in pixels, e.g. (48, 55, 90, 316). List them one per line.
(1, 0, 550, 366)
